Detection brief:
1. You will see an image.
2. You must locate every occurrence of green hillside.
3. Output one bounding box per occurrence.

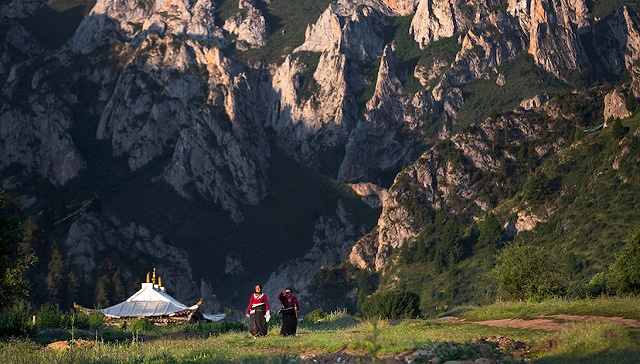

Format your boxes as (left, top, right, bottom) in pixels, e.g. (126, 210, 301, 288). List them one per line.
(308, 91, 640, 316)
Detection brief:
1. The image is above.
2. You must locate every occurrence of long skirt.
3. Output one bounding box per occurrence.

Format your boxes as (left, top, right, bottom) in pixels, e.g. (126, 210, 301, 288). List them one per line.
(249, 307, 268, 337)
(280, 308, 297, 336)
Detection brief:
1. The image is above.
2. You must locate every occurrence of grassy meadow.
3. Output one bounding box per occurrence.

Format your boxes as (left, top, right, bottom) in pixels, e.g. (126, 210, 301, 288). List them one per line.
(1, 298, 639, 363)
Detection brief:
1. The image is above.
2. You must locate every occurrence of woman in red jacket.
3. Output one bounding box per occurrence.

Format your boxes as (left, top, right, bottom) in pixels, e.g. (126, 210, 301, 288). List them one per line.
(246, 284, 270, 337)
(277, 287, 299, 336)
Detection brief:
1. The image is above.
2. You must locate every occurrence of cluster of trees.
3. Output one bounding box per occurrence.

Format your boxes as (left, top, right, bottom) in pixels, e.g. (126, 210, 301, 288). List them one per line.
(0, 188, 130, 312)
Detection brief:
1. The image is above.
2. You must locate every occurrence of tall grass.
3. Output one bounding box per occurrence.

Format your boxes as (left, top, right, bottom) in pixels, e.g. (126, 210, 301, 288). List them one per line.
(448, 296, 640, 321)
(2, 306, 639, 363)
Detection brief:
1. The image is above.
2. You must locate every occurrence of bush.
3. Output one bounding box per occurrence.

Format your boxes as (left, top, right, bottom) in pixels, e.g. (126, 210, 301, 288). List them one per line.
(0, 301, 35, 338)
(185, 320, 246, 336)
(609, 224, 640, 294)
(301, 308, 326, 324)
(128, 318, 158, 333)
(492, 243, 569, 300)
(360, 289, 421, 319)
(36, 303, 70, 330)
(74, 310, 105, 331)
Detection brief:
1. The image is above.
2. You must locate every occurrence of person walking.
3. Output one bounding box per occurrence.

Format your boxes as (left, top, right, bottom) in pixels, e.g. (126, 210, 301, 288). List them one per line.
(277, 287, 299, 336)
(246, 284, 270, 337)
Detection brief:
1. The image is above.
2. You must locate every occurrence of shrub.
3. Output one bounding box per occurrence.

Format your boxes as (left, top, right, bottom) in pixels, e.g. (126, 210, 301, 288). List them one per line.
(128, 318, 156, 333)
(0, 301, 35, 338)
(301, 308, 326, 324)
(492, 243, 569, 300)
(360, 289, 421, 319)
(74, 310, 105, 331)
(185, 320, 247, 336)
(36, 303, 70, 330)
(609, 224, 640, 294)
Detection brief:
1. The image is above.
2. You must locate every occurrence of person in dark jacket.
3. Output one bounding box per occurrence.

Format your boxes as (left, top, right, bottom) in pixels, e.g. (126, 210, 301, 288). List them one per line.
(277, 287, 300, 336)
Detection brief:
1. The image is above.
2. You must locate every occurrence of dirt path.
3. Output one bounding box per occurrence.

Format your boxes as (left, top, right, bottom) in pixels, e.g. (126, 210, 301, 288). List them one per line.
(440, 314, 640, 331)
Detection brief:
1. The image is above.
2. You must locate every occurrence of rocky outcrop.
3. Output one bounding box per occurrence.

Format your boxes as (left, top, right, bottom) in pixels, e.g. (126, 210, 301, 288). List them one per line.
(64, 211, 199, 303)
(409, 0, 475, 49)
(223, 0, 269, 50)
(264, 200, 370, 309)
(0, 53, 85, 187)
(508, 0, 589, 79)
(270, 47, 357, 166)
(349, 102, 573, 269)
(604, 89, 631, 123)
(294, 2, 389, 62)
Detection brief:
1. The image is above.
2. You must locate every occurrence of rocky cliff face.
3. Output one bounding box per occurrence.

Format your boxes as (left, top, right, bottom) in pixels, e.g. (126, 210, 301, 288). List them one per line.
(64, 211, 199, 303)
(3, 0, 640, 310)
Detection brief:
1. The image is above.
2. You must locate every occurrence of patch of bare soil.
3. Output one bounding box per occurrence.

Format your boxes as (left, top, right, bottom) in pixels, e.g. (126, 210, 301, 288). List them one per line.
(548, 314, 640, 328)
(45, 339, 95, 351)
(467, 314, 640, 331)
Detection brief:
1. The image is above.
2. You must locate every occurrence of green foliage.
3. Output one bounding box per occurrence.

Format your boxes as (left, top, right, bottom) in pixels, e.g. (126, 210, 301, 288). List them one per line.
(608, 224, 640, 294)
(222, 0, 334, 64)
(610, 118, 630, 140)
(129, 318, 157, 334)
(477, 212, 504, 249)
(185, 320, 247, 336)
(523, 170, 554, 207)
(456, 53, 569, 129)
(301, 308, 326, 324)
(360, 289, 421, 319)
(0, 190, 36, 309)
(0, 301, 36, 338)
(36, 303, 71, 330)
(492, 243, 569, 300)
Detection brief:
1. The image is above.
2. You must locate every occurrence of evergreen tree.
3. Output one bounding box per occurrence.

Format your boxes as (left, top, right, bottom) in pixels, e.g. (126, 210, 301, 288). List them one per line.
(609, 224, 640, 294)
(67, 271, 80, 307)
(477, 212, 504, 249)
(95, 275, 110, 308)
(46, 245, 65, 302)
(0, 190, 36, 308)
(610, 118, 629, 140)
(112, 267, 126, 302)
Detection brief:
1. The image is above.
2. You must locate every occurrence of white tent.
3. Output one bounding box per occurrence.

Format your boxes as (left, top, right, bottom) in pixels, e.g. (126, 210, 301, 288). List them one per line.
(78, 272, 226, 323)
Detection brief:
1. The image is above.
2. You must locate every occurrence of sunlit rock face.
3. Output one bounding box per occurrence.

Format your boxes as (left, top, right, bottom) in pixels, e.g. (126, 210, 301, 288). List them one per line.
(3, 0, 640, 309)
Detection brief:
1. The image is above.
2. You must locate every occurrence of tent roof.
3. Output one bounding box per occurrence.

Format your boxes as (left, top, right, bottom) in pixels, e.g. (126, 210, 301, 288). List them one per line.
(98, 283, 195, 318)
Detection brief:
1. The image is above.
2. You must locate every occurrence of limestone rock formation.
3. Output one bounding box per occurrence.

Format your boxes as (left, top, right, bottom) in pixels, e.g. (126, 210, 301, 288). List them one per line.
(223, 0, 270, 50)
(264, 200, 370, 307)
(604, 89, 631, 123)
(64, 211, 199, 303)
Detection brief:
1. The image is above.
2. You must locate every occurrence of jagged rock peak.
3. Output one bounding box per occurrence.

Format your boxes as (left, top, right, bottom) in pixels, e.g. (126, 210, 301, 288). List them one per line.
(509, 0, 589, 78)
(223, 0, 270, 50)
(294, 0, 389, 61)
(382, 0, 419, 16)
(410, 0, 475, 49)
(367, 44, 402, 110)
(70, 0, 226, 54)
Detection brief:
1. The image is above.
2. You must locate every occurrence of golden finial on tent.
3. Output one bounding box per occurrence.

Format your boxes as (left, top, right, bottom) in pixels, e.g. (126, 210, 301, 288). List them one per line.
(152, 267, 157, 285)
(146, 271, 151, 283)
(158, 276, 163, 287)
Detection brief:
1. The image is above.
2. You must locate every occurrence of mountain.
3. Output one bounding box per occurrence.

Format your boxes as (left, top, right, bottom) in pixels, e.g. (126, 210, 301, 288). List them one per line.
(1, 0, 639, 313)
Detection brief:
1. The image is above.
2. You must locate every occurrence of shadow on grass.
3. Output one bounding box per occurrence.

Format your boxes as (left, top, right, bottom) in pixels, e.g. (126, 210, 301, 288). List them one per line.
(536, 347, 640, 364)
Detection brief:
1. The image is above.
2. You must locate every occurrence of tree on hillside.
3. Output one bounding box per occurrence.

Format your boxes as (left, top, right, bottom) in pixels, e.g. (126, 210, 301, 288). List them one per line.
(609, 224, 640, 294)
(0, 190, 36, 308)
(523, 171, 552, 206)
(477, 212, 504, 249)
(46, 245, 65, 303)
(360, 289, 421, 319)
(492, 243, 568, 300)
